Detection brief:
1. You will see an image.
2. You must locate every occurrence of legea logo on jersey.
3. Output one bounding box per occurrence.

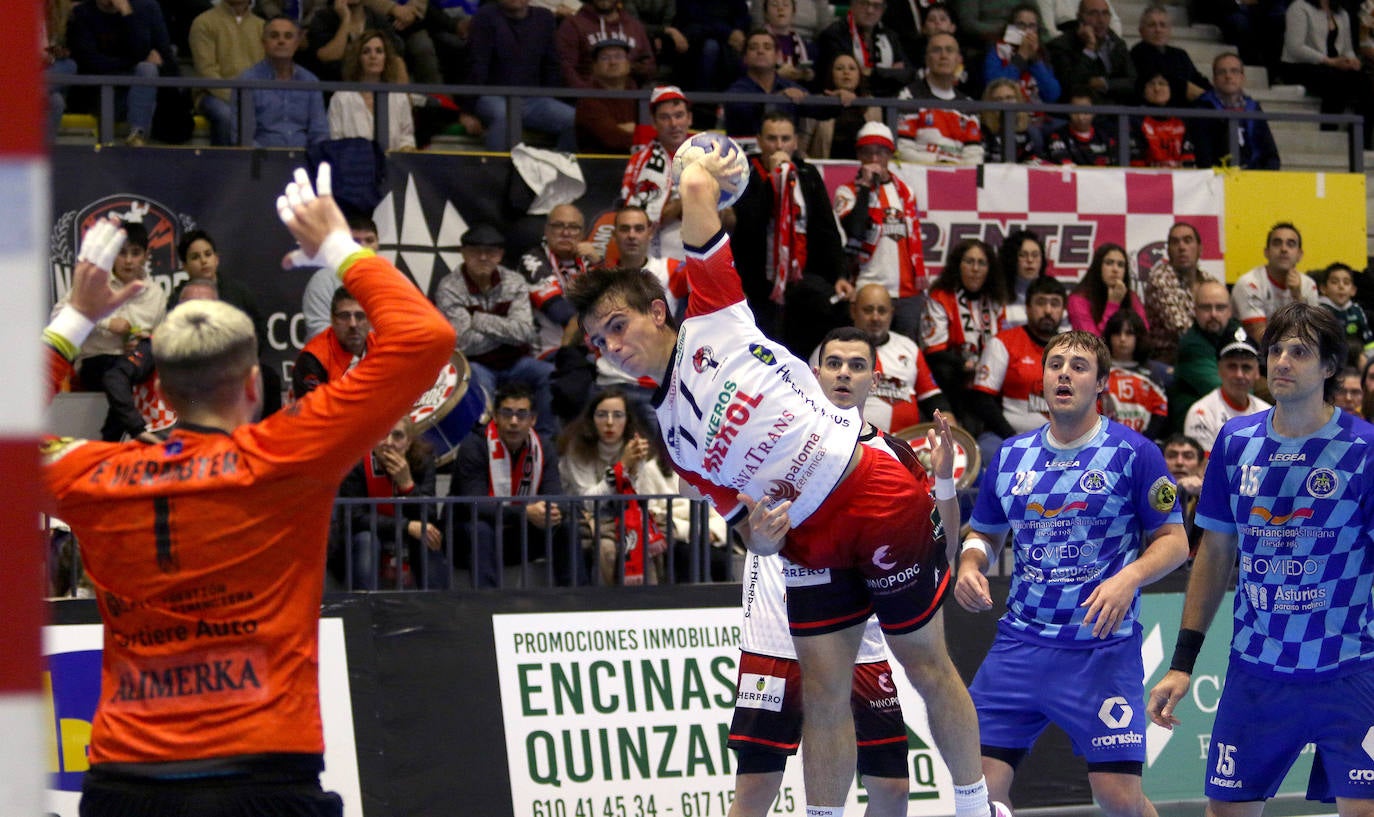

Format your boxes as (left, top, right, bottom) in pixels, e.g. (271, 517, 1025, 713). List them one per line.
(1307, 468, 1339, 499)
(45, 649, 104, 793)
(1025, 500, 1088, 518)
(1248, 506, 1315, 525)
(735, 673, 785, 711)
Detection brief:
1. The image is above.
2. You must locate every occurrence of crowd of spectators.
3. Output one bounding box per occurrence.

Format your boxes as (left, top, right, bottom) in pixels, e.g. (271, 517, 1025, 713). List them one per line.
(48, 0, 1374, 162)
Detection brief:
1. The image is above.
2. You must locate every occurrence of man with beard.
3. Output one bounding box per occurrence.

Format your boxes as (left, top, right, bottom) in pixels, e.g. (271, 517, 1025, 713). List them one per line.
(1142, 221, 1215, 365)
(1166, 279, 1245, 432)
(292, 287, 369, 399)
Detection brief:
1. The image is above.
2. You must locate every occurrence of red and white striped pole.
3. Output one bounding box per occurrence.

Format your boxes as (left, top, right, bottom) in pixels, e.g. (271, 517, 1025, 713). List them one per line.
(0, 2, 52, 813)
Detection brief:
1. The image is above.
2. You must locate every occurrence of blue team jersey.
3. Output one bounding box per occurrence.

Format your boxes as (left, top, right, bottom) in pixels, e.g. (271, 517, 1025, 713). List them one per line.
(971, 418, 1182, 646)
(1195, 408, 1374, 678)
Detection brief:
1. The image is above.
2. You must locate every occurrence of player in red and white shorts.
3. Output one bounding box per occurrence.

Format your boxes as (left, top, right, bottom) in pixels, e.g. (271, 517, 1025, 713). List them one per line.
(570, 150, 1002, 817)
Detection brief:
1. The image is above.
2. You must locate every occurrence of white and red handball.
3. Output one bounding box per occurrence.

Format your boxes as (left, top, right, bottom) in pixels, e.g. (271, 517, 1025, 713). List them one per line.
(670, 132, 750, 209)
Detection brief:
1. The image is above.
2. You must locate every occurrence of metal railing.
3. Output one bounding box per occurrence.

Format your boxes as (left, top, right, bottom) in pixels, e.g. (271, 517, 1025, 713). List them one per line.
(47, 74, 1365, 172)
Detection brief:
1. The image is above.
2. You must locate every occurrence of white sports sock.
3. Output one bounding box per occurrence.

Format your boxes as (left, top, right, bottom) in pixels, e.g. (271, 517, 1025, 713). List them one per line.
(953, 777, 991, 817)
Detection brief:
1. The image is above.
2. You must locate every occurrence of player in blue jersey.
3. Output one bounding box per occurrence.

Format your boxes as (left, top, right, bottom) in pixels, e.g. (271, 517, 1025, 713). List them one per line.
(1148, 302, 1374, 817)
(956, 329, 1188, 817)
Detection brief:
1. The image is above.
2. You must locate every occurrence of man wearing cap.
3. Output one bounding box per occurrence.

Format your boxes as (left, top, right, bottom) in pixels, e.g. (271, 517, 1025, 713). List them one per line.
(575, 36, 640, 153)
(732, 112, 847, 358)
(1183, 339, 1269, 455)
(832, 121, 929, 338)
(1232, 222, 1316, 345)
(619, 85, 694, 260)
(895, 32, 983, 165)
(435, 224, 557, 438)
(556, 0, 655, 88)
(468, 0, 575, 150)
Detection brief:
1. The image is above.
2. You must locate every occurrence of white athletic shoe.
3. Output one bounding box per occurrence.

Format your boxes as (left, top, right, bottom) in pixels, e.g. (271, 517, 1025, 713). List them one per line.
(992, 803, 1013, 817)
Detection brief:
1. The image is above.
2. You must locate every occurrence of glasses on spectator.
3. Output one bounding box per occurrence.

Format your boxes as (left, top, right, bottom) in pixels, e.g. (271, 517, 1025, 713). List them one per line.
(594, 410, 628, 421)
(548, 221, 584, 233)
(497, 408, 534, 421)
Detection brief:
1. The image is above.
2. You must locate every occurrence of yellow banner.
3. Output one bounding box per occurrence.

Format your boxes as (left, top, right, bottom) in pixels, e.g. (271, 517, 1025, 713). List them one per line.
(1221, 170, 1367, 283)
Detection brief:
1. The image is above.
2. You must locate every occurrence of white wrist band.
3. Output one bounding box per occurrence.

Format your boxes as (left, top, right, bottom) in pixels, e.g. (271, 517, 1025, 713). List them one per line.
(934, 477, 956, 501)
(960, 537, 994, 566)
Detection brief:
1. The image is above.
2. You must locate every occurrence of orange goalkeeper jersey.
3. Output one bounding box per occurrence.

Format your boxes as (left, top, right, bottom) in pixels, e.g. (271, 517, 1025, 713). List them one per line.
(42, 254, 455, 766)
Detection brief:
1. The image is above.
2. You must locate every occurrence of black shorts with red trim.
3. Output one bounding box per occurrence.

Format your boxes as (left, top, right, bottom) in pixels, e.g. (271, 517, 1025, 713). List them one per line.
(728, 652, 908, 777)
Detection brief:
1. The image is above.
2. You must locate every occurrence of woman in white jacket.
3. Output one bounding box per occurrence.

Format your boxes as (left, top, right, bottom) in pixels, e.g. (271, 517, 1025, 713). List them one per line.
(1281, 0, 1372, 147)
(328, 29, 416, 151)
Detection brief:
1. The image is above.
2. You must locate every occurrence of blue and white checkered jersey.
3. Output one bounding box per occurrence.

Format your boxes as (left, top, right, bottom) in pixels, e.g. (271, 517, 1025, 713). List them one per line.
(1195, 408, 1374, 678)
(970, 418, 1182, 645)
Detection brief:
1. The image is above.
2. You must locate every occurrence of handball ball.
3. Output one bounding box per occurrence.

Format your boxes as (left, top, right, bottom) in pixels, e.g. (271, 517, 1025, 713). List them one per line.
(670, 132, 750, 209)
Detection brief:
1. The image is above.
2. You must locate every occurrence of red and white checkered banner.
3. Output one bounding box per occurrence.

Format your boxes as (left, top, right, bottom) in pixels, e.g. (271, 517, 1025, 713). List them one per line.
(817, 162, 1226, 282)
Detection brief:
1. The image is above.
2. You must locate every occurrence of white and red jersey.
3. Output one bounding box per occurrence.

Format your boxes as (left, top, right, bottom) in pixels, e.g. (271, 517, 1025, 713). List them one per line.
(921, 288, 1006, 358)
(1101, 365, 1167, 433)
(657, 231, 861, 528)
(807, 330, 941, 433)
(896, 104, 985, 165)
(833, 178, 929, 298)
(1231, 265, 1319, 331)
(741, 552, 886, 660)
(972, 326, 1050, 434)
(1184, 388, 1270, 455)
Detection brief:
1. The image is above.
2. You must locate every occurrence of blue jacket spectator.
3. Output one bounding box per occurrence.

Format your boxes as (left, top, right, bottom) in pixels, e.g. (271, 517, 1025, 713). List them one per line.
(468, 1, 575, 150)
(239, 17, 328, 148)
(1191, 53, 1279, 169)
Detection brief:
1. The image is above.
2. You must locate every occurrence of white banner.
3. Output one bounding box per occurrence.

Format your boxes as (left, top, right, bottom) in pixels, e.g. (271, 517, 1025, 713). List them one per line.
(492, 609, 958, 817)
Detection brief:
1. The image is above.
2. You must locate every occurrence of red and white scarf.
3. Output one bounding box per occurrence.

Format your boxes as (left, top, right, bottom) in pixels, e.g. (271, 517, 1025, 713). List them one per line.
(619, 140, 675, 223)
(364, 455, 397, 517)
(752, 156, 807, 304)
(855, 176, 928, 296)
(847, 12, 893, 69)
(486, 422, 544, 497)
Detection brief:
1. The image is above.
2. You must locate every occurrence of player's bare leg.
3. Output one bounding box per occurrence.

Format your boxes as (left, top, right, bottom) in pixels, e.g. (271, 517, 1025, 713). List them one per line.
(982, 758, 1014, 808)
(792, 623, 866, 807)
(860, 775, 909, 817)
(1088, 771, 1157, 817)
(729, 772, 786, 817)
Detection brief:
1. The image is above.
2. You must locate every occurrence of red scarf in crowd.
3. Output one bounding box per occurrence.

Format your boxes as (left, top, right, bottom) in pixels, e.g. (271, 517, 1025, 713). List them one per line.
(486, 422, 544, 497)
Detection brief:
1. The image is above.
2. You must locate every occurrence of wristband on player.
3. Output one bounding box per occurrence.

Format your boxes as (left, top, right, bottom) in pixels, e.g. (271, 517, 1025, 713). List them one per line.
(960, 537, 994, 571)
(1169, 628, 1206, 674)
(934, 477, 956, 501)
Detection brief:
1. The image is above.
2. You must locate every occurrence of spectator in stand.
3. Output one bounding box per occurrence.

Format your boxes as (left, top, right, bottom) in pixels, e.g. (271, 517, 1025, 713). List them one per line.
(981, 78, 1047, 162)
(434, 224, 557, 439)
(983, 4, 1062, 110)
(168, 229, 266, 354)
(1046, 86, 1118, 164)
(557, 0, 656, 88)
(1193, 0, 1285, 77)
(1182, 339, 1268, 455)
(970, 274, 1065, 463)
(731, 113, 848, 358)
(1129, 4, 1209, 106)
(240, 17, 329, 148)
(45, 0, 77, 137)
(303, 215, 380, 339)
(624, 0, 689, 80)
(921, 239, 1008, 432)
(334, 416, 448, 590)
(1167, 279, 1246, 433)
(1192, 53, 1281, 170)
(575, 37, 639, 153)
(1233, 222, 1317, 344)
(723, 28, 807, 137)
(1101, 307, 1168, 439)
(364, 0, 445, 87)
(759, 0, 834, 40)
(1282, 0, 1373, 149)
(188, 0, 263, 146)
(902, 2, 963, 69)
(1130, 71, 1196, 167)
(798, 52, 881, 159)
(896, 32, 984, 164)
(468, 0, 576, 151)
(1159, 432, 1204, 557)
(833, 122, 930, 337)
(1316, 261, 1374, 366)
(619, 85, 693, 260)
(1334, 365, 1364, 416)
(1143, 221, 1214, 366)
(449, 382, 584, 588)
(759, 0, 820, 86)
(1038, 0, 1121, 36)
(518, 204, 601, 361)
(293, 287, 370, 400)
(67, 0, 174, 146)
(304, 0, 399, 83)
(817, 284, 953, 433)
(1047, 0, 1134, 104)
(817, 0, 914, 97)
(673, 0, 752, 125)
(1068, 243, 1148, 335)
(329, 29, 417, 150)
(999, 229, 1048, 327)
(557, 388, 677, 584)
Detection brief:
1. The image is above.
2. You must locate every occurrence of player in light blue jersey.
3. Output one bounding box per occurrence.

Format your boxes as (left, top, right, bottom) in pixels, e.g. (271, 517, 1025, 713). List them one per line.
(1149, 302, 1374, 816)
(956, 330, 1188, 817)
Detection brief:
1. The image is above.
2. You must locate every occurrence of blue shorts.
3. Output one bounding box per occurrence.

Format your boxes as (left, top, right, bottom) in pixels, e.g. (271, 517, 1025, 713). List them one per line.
(969, 630, 1147, 766)
(1206, 661, 1374, 802)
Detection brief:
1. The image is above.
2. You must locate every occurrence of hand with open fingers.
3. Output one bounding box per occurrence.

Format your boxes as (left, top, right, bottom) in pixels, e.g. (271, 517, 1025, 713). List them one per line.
(691, 141, 746, 193)
(1079, 570, 1137, 638)
(738, 493, 790, 556)
(954, 564, 994, 612)
(276, 164, 350, 267)
(69, 218, 146, 322)
(1146, 670, 1189, 729)
(926, 409, 956, 480)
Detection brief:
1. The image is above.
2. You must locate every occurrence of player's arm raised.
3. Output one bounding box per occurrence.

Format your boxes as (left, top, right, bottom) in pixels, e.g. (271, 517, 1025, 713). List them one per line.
(678, 144, 745, 247)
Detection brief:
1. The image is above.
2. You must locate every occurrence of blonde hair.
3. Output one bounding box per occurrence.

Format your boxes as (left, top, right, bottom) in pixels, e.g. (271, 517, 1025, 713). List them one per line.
(153, 300, 258, 409)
